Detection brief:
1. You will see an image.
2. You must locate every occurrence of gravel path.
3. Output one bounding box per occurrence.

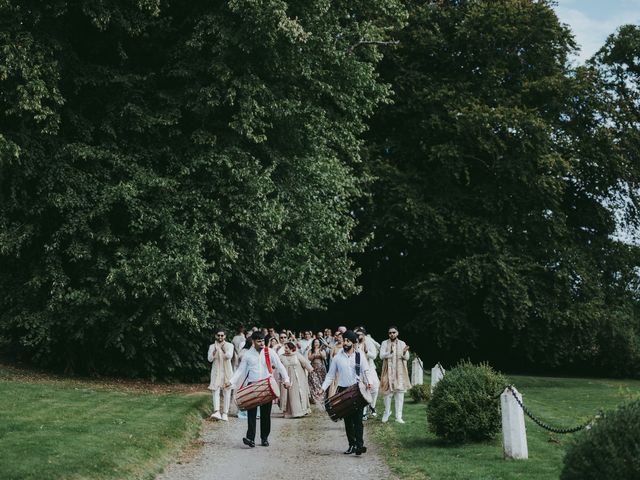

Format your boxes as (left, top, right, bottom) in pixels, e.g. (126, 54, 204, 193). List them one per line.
(156, 405, 396, 480)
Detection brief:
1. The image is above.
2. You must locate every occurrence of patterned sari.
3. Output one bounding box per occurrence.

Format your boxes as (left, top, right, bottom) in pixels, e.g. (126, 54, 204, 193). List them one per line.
(308, 349, 327, 404)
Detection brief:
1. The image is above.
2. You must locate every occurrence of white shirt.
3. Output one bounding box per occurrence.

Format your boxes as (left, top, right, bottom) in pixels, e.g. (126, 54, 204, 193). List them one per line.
(321, 348, 372, 391)
(362, 338, 378, 361)
(230, 346, 290, 389)
(232, 334, 247, 355)
(298, 338, 312, 356)
(367, 334, 381, 350)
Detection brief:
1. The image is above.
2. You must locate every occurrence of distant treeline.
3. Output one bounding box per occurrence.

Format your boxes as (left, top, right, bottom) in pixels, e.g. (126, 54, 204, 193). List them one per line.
(1, 1, 638, 379)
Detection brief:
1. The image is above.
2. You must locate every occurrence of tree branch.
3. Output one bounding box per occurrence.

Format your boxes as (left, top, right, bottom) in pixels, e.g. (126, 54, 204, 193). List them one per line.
(347, 38, 400, 52)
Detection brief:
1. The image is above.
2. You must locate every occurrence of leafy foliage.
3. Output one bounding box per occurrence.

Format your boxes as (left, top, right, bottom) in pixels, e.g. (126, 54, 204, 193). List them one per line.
(426, 361, 507, 444)
(357, 0, 640, 375)
(0, 0, 406, 378)
(561, 399, 640, 480)
(408, 383, 430, 403)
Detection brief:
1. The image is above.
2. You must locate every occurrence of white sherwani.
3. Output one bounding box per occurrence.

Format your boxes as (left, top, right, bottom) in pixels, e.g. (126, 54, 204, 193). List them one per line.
(208, 341, 234, 390)
(359, 338, 380, 388)
(379, 339, 411, 393)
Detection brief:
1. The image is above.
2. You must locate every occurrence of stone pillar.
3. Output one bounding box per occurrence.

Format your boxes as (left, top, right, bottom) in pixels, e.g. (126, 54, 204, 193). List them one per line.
(430, 363, 445, 393)
(411, 357, 424, 385)
(501, 386, 528, 460)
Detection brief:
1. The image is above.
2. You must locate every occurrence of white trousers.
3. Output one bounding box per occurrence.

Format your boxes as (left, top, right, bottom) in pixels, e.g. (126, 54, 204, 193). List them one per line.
(383, 392, 405, 420)
(212, 388, 232, 414)
(371, 385, 380, 411)
(364, 385, 380, 415)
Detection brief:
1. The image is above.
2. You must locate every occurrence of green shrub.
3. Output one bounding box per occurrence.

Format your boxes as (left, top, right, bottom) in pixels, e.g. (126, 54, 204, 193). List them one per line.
(426, 361, 507, 443)
(408, 383, 431, 403)
(560, 400, 640, 480)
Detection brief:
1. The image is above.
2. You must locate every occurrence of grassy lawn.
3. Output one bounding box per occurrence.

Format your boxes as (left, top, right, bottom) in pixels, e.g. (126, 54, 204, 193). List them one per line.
(369, 375, 640, 480)
(0, 365, 210, 480)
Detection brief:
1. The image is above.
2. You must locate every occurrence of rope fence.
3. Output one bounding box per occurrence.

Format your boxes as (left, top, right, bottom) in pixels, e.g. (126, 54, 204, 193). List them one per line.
(504, 385, 601, 434)
(430, 363, 603, 459)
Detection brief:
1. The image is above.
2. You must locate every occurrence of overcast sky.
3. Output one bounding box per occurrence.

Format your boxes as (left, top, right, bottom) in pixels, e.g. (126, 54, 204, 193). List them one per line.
(554, 0, 640, 63)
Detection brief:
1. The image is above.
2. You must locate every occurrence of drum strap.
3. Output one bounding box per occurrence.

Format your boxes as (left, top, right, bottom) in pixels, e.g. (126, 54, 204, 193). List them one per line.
(355, 351, 361, 378)
(264, 346, 273, 374)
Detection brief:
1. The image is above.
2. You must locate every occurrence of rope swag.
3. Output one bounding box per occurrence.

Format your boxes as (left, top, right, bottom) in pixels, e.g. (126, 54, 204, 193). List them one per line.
(494, 385, 602, 434)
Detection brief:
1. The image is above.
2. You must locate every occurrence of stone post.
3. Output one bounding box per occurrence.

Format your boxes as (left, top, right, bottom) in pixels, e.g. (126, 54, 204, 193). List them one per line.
(411, 357, 424, 385)
(430, 363, 445, 393)
(501, 386, 528, 459)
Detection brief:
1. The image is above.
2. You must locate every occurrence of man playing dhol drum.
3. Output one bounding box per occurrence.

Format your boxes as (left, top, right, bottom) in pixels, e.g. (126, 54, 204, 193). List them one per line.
(321, 330, 373, 456)
(227, 331, 290, 448)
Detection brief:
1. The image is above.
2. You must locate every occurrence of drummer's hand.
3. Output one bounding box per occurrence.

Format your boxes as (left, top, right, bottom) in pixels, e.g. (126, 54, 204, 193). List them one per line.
(283, 381, 291, 389)
(403, 345, 410, 353)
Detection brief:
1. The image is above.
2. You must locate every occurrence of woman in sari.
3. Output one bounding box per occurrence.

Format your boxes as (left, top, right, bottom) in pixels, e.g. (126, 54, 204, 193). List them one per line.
(307, 338, 327, 405)
(279, 342, 313, 418)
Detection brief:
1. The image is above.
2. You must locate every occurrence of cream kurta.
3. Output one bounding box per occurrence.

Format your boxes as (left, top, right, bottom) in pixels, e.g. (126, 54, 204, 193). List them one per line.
(208, 341, 234, 390)
(357, 340, 380, 388)
(379, 339, 411, 393)
(279, 352, 312, 418)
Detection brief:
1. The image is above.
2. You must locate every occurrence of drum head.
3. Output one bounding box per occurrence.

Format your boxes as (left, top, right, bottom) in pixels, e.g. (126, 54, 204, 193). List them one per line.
(268, 376, 281, 398)
(358, 381, 373, 404)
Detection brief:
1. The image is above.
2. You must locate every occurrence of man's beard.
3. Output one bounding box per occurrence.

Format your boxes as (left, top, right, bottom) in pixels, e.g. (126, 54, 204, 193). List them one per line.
(343, 344, 353, 352)
(256, 345, 263, 351)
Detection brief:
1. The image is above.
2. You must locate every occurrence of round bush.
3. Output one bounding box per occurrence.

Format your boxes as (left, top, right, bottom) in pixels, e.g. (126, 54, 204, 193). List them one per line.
(426, 361, 507, 443)
(560, 400, 640, 480)
(408, 383, 431, 403)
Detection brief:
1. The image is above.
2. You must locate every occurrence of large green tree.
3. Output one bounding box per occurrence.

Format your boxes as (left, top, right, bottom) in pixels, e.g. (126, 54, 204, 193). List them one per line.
(0, 0, 405, 378)
(359, 0, 640, 374)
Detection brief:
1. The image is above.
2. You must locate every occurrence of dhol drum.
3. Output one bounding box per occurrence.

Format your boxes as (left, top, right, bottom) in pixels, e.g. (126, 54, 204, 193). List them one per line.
(236, 376, 281, 410)
(324, 382, 372, 422)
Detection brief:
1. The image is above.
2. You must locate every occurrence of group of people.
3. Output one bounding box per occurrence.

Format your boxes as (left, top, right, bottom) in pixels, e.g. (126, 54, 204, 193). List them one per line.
(207, 325, 412, 454)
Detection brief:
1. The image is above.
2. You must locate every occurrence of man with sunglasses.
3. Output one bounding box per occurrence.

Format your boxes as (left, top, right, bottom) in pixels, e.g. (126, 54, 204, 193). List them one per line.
(379, 326, 411, 423)
(207, 329, 235, 421)
(275, 332, 288, 355)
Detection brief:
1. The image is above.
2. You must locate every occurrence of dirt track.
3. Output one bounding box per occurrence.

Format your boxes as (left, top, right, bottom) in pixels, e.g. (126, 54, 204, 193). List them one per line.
(156, 405, 396, 480)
